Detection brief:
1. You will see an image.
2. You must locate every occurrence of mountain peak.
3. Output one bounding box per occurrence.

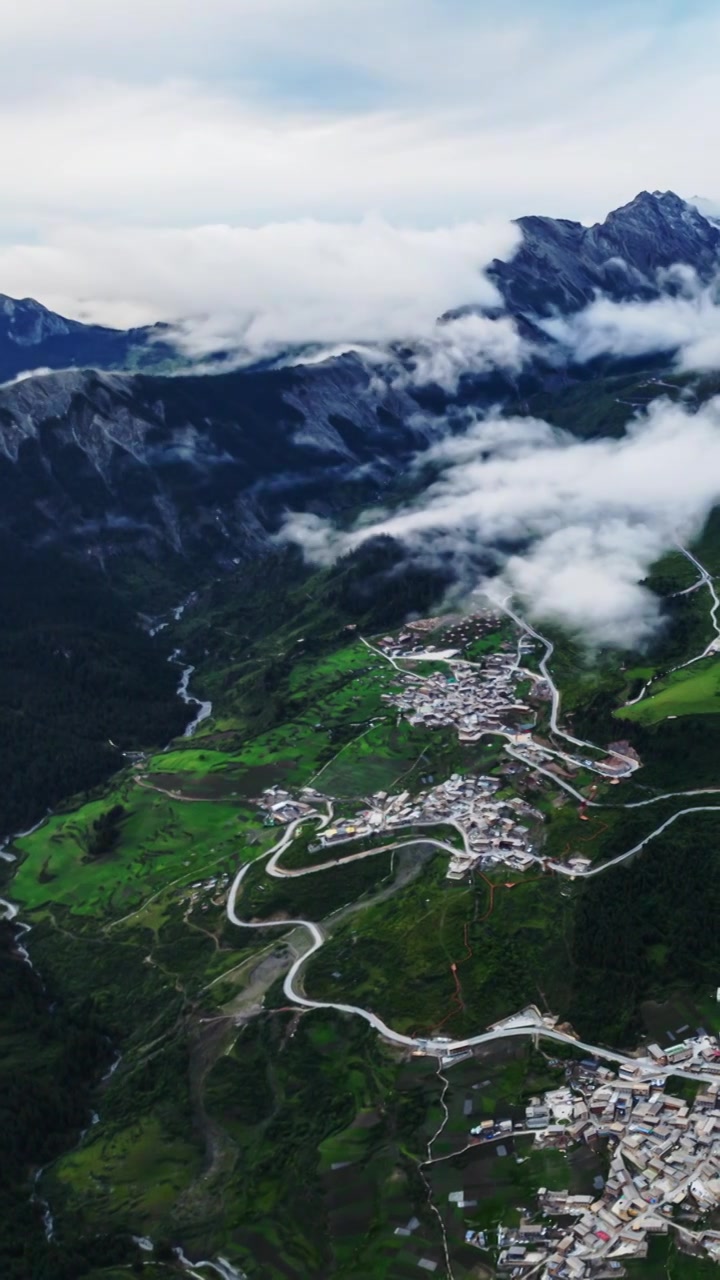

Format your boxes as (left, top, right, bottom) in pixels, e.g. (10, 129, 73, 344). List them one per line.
(601, 189, 698, 229)
(632, 188, 685, 207)
(489, 189, 720, 317)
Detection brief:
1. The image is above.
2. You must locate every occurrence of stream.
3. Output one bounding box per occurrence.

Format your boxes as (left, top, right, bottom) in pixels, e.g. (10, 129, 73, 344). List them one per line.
(174, 1247, 249, 1280)
(173, 651, 213, 737)
(0, 630, 215, 1256)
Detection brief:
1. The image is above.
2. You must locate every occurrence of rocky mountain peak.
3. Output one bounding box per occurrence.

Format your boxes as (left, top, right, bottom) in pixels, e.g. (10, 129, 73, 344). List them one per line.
(0, 292, 81, 347)
(489, 189, 720, 317)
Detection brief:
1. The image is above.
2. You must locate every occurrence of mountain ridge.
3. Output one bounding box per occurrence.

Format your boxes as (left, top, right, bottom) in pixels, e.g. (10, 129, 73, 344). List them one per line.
(0, 189, 717, 579)
(488, 189, 720, 315)
(0, 189, 715, 383)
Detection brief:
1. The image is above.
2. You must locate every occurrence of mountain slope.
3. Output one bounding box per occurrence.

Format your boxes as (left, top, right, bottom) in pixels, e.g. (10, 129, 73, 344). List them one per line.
(0, 355, 430, 573)
(489, 189, 720, 315)
(0, 191, 715, 575)
(0, 293, 178, 380)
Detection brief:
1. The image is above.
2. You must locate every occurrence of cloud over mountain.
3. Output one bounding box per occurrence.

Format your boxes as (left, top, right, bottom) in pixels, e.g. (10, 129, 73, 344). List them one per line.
(0, 218, 520, 364)
(543, 270, 720, 372)
(283, 397, 720, 646)
(390, 313, 528, 392)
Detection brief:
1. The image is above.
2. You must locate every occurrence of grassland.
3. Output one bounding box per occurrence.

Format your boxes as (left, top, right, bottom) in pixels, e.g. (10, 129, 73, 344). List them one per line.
(11, 779, 271, 922)
(13, 568, 720, 1280)
(306, 853, 574, 1038)
(8, 635, 432, 929)
(617, 657, 720, 725)
(54, 1115, 202, 1231)
(143, 640, 401, 795)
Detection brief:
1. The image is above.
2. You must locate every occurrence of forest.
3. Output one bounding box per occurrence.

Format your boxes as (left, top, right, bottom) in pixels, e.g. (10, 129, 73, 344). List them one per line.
(0, 534, 188, 836)
(568, 809, 720, 1046)
(0, 922, 139, 1279)
(5, 517, 720, 1275)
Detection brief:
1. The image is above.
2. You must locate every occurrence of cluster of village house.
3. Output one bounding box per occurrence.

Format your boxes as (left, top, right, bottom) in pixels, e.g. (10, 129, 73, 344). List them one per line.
(378, 629, 640, 786)
(254, 620, 648, 888)
(254, 788, 319, 826)
(379, 636, 549, 743)
(255, 775, 541, 879)
(357, 776, 540, 878)
(252, 627, 556, 874)
(466, 1042, 720, 1277)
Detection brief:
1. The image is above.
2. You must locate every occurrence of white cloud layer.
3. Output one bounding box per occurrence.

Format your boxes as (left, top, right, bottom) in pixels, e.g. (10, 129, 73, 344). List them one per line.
(543, 274, 720, 372)
(0, 2, 719, 344)
(282, 397, 720, 646)
(392, 314, 528, 393)
(0, 5, 718, 237)
(0, 218, 520, 363)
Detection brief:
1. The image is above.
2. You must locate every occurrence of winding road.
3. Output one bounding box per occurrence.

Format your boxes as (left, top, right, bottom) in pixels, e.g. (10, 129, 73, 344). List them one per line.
(225, 812, 720, 1080)
(223, 555, 720, 1074)
(624, 544, 720, 706)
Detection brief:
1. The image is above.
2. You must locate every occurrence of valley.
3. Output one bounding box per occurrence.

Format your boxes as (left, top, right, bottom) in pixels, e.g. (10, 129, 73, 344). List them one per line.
(5, 189, 720, 1280)
(5, 537, 720, 1280)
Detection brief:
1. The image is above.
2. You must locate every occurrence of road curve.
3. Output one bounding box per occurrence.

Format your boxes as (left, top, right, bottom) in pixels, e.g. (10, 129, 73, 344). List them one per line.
(226, 590, 720, 1068)
(225, 813, 720, 1079)
(623, 545, 720, 707)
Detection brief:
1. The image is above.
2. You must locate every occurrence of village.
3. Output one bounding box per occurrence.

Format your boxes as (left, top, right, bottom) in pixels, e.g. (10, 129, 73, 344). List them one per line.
(377, 627, 547, 744)
(252, 618, 628, 882)
(373, 628, 642, 793)
(466, 1042, 720, 1278)
(251, 623, 549, 876)
(255, 773, 543, 879)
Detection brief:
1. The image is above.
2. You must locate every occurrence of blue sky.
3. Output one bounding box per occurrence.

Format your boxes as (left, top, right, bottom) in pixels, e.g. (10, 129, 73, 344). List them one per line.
(1, 0, 719, 227)
(1, 0, 719, 327)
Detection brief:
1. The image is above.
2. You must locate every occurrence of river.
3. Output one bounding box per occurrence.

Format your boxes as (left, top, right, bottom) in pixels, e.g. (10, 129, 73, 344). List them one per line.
(174, 653, 213, 737)
(0, 638, 218, 1260)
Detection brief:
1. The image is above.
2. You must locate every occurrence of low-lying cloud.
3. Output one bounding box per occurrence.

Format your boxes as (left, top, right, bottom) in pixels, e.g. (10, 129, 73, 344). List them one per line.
(543, 270, 720, 372)
(282, 397, 720, 646)
(0, 218, 521, 370)
(391, 313, 528, 393)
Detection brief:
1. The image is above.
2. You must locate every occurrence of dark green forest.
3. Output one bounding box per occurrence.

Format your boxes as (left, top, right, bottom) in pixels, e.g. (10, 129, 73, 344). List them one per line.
(0, 923, 138, 1279)
(0, 537, 190, 1276)
(4, 511, 720, 1275)
(0, 535, 188, 836)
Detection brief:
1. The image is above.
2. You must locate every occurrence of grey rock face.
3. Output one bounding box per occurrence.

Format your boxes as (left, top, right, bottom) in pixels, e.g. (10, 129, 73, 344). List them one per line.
(0, 354, 426, 564)
(489, 190, 720, 316)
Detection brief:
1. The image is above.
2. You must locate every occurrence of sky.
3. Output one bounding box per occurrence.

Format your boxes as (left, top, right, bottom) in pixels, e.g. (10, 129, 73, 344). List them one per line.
(2, 0, 720, 329)
(7, 0, 720, 642)
(1, 0, 717, 229)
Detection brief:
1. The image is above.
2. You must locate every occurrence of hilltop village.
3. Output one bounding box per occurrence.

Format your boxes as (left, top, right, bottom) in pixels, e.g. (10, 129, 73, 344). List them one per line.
(477, 1045, 720, 1278)
(254, 615, 642, 881)
(255, 775, 541, 878)
(377, 626, 546, 743)
(376, 628, 639, 784)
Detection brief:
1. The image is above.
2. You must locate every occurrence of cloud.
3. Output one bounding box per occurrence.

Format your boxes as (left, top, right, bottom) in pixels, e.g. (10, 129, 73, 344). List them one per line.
(0, 5, 719, 239)
(541, 269, 720, 373)
(0, 218, 520, 363)
(392, 314, 529, 393)
(0, 366, 54, 389)
(1, 4, 720, 360)
(282, 397, 720, 645)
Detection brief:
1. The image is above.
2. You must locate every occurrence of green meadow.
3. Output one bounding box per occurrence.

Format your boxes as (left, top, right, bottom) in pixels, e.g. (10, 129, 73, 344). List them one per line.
(11, 780, 270, 920)
(617, 657, 720, 724)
